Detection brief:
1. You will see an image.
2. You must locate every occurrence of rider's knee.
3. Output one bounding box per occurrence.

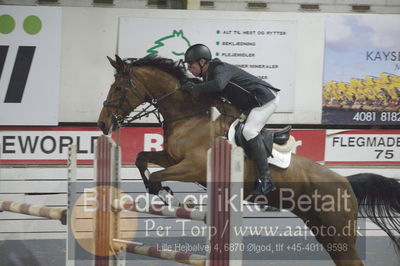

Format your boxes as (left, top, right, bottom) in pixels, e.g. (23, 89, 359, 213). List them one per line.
(242, 126, 259, 141)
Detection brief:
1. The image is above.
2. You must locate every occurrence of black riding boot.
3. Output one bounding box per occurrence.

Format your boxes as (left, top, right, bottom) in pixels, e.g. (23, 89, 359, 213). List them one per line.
(247, 134, 276, 195)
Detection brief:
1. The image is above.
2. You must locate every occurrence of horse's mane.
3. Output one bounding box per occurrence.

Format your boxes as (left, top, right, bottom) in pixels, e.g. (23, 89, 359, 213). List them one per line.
(124, 55, 187, 84)
(122, 55, 240, 116)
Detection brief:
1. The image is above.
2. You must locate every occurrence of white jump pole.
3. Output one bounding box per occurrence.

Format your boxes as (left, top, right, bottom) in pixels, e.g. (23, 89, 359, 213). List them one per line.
(0, 200, 67, 224)
(112, 200, 206, 222)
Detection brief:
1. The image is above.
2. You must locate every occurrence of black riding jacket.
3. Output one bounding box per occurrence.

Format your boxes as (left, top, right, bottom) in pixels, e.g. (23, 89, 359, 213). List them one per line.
(191, 58, 280, 112)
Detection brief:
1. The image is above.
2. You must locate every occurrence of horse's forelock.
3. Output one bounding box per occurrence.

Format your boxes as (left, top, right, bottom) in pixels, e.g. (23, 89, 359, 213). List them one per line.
(114, 61, 131, 77)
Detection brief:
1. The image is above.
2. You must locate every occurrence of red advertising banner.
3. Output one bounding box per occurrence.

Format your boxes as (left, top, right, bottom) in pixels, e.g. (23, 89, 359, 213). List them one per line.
(3, 127, 397, 166)
(291, 130, 326, 162)
(0, 126, 324, 165)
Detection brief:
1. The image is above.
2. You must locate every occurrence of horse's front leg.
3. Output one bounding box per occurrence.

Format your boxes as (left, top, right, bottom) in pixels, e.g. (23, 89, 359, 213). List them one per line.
(135, 150, 176, 194)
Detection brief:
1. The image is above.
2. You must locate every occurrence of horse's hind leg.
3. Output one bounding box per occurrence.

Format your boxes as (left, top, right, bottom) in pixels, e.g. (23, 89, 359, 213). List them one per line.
(299, 212, 363, 266)
(135, 150, 176, 194)
(319, 226, 362, 266)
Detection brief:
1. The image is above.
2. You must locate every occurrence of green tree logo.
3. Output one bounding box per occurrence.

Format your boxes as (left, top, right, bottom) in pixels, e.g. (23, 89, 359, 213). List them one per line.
(147, 30, 191, 57)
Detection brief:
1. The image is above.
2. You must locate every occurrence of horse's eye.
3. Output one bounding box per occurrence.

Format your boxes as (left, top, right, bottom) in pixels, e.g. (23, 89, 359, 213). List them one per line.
(115, 87, 122, 91)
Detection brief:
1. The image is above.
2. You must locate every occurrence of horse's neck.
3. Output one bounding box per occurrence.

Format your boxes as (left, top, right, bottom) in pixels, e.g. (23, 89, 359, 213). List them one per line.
(136, 67, 211, 120)
(135, 67, 242, 127)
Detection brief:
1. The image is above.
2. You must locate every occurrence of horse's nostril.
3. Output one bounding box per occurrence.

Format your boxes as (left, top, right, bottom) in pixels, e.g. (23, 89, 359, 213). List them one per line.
(98, 121, 106, 134)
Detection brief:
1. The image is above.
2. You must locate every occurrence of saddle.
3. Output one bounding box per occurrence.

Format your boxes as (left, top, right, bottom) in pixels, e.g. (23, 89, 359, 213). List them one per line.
(234, 122, 292, 157)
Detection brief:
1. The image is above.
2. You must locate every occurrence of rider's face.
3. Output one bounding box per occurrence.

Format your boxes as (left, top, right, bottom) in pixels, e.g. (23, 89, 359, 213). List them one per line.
(186, 59, 208, 77)
(187, 61, 202, 77)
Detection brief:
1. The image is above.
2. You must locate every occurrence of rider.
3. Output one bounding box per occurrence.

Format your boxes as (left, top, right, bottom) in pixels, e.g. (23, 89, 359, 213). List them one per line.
(181, 44, 280, 195)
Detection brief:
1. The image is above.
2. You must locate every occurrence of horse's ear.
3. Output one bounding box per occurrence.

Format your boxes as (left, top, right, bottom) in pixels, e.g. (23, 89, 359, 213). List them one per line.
(115, 55, 128, 73)
(114, 55, 131, 74)
(107, 56, 118, 69)
(115, 55, 123, 66)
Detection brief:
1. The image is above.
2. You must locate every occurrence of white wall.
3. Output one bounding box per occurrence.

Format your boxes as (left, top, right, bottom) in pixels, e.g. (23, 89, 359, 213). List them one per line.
(60, 7, 328, 124)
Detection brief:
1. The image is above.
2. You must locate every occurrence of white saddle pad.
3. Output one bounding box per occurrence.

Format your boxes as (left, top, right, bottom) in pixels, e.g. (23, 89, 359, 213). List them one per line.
(227, 119, 297, 169)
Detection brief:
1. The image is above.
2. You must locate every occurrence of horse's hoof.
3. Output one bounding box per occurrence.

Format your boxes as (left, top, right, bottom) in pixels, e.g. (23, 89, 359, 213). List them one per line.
(183, 199, 197, 209)
(162, 186, 174, 194)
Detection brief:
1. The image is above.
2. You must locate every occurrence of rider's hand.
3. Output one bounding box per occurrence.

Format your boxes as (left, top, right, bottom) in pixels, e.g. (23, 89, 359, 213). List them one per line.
(181, 81, 195, 93)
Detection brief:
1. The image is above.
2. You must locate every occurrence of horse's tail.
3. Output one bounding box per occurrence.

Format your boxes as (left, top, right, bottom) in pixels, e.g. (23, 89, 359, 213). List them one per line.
(346, 173, 400, 251)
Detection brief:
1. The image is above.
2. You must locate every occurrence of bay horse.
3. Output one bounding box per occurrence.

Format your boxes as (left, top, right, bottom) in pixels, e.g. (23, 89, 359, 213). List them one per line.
(98, 55, 400, 266)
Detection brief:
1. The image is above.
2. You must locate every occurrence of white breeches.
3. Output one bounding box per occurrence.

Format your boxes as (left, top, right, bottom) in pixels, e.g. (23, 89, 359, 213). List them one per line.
(242, 94, 279, 141)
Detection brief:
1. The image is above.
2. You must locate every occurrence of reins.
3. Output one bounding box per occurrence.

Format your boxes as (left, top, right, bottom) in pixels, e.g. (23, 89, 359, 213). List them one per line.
(162, 110, 210, 125)
(120, 86, 210, 129)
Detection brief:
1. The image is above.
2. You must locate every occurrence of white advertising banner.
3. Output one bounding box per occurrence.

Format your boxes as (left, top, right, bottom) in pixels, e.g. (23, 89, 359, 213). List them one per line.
(0, 126, 163, 164)
(325, 130, 400, 164)
(118, 17, 296, 112)
(0, 130, 102, 161)
(0, 6, 61, 125)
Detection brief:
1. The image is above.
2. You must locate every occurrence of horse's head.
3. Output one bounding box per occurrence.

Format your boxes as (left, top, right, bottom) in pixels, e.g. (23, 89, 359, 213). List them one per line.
(98, 54, 217, 135)
(97, 55, 146, 134)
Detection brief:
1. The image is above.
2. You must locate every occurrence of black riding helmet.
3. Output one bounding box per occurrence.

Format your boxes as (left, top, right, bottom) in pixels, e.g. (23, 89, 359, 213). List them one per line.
(184, 44, 212, 63)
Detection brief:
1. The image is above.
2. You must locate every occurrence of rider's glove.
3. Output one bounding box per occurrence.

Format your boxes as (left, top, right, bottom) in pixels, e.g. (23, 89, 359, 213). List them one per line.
(181, 81, 196, 93)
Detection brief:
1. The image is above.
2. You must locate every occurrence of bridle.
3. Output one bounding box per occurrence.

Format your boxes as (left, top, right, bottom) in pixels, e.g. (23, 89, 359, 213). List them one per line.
(102, 72, 144, 125)
(103, 69, 199, 128)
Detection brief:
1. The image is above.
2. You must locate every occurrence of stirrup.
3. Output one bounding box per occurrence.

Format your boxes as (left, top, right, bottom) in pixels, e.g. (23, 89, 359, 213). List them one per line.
(252, 178, 276, 196)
